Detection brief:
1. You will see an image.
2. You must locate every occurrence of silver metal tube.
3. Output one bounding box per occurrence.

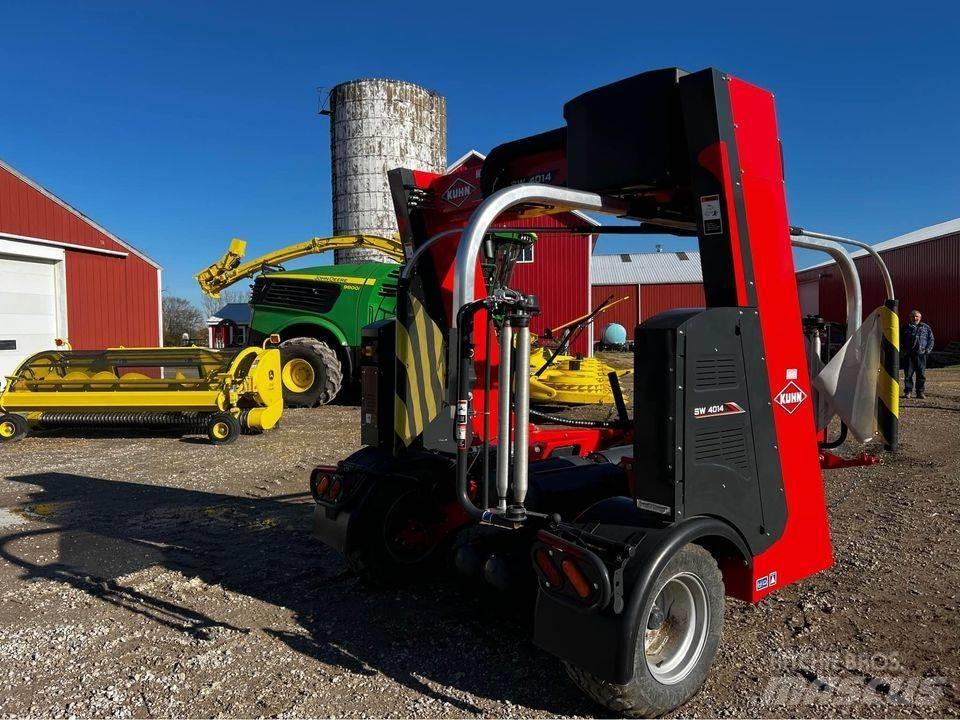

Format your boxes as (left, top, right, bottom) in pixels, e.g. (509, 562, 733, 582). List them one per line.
(511, 323, 531, 507)
(452, 184, 629, 320)
(792, 237, 863, 333)
(400, 229, 463, 281)
(806, 329, 822, 380)
(496, 322, 512, 511)
(795, 229, 895, 300)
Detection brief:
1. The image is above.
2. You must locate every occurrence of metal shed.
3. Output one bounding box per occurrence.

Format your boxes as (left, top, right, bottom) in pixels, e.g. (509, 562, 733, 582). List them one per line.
(590, 251, 705, 335)
(795, 219, 960, 351)
(0, 159, 161, 382)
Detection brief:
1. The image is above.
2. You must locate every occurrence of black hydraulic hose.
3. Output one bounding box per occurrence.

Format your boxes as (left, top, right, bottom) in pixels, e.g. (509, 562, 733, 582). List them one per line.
(455, 300, 488, 520)
(482, 311, 492, 509)
(529, 407, 624, 429)
(821, 421, 848, 450)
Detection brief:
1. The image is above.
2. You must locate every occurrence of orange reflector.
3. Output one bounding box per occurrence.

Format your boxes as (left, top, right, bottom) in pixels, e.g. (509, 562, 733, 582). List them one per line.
(561, 559, 593, 599)
(328, 477, 342, 500)
(315, 475, 331, 497)
(534, 548, 563, 588)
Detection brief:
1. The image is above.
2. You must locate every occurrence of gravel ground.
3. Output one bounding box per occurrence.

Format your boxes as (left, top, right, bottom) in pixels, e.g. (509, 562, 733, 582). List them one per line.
(1, 365, 958, 718)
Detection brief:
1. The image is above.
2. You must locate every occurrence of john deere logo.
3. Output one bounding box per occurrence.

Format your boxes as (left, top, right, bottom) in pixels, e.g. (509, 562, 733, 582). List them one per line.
(774, 381, 807, 414)
(441, 178, 476, 207)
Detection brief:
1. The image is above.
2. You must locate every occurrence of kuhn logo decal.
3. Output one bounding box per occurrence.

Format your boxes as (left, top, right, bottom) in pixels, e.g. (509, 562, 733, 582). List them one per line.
(774, 381, 807, 414)
(693, 402, 745, 419)
(441, 178, 476, 207)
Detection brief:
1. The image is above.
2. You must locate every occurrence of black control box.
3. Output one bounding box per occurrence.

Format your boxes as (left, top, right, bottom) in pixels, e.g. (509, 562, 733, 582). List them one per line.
(360, 319, 395, 450)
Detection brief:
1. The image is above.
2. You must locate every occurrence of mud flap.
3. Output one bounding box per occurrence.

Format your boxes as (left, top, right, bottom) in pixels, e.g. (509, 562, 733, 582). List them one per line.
(532, 500, 750, 684)
(312, 504, 354, 555)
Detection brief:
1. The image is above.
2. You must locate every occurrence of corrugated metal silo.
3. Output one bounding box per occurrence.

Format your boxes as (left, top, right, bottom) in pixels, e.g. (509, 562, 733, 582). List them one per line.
(329, 79, 446, 264)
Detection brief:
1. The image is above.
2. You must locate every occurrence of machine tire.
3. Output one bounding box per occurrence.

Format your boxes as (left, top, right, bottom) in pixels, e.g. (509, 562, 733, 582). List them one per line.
(0, 413, 28, 442)
(279, 337, 343, 407)
(565, 544, 724, 718)
(206, 412, 241, 445)
(346, 479, 446, 587)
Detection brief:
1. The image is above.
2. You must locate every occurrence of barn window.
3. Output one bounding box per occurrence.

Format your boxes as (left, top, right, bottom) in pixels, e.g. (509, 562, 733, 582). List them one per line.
(517, 245, 534, 263)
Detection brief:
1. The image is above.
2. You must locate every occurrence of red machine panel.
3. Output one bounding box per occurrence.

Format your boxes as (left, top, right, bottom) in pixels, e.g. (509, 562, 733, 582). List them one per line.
(725, 76, 833, 599)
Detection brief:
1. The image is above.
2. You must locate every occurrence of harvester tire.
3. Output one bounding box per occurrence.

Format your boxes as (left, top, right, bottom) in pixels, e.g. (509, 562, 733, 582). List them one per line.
(565, 543, 724, 718)
(0, 413, 28, 442)
(279, 338, 343, 407)
(206, 412, 241, 445)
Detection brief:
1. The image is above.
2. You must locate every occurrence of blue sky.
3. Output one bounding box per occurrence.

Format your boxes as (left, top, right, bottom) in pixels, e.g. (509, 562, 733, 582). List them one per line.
(2, 1, 957, 303)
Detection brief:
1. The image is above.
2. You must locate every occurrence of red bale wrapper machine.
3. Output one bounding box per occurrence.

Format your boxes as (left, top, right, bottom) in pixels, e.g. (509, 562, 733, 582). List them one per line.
(308, 67, 898, 716)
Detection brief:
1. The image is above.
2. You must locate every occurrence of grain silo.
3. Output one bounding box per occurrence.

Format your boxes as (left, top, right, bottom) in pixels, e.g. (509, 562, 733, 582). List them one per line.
(329, 79, 447, 264)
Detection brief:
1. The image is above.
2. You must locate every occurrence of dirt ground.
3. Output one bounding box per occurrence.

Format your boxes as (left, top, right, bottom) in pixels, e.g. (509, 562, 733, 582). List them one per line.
(0, 365, 958, 718)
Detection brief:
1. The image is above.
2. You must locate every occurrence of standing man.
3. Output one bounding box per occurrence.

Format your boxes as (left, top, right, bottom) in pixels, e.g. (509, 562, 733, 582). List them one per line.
(902, 309, 935, 399)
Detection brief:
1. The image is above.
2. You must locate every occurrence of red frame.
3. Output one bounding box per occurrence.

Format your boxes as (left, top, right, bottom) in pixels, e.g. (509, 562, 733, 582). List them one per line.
(724, 76, 833, 600)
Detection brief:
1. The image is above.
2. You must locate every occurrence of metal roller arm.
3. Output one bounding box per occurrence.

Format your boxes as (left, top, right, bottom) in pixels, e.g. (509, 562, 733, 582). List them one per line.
(453, 184, 630, 318)
(791, 236, 863, 332)
(791, 227, 895, 300)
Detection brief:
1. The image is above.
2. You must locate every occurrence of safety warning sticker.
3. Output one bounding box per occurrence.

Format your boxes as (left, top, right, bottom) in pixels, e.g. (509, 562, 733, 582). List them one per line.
(700, 194, 723, 235)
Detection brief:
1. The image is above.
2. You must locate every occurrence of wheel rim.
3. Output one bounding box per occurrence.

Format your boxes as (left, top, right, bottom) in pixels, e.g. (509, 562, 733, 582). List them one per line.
(0, 420, 15, 438)
(282, 359, 316, 393)
(644, 571, 710, 685)
(382, 490, 441, 565)
(211, 421, 230, 440)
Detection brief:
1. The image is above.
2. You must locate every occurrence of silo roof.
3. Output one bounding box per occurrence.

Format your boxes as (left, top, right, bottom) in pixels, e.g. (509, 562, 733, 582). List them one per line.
(591, 251, 702, 285)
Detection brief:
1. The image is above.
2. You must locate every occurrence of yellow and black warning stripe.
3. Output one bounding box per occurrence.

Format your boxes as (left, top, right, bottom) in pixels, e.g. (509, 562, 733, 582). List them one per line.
(394, 295, 446, 446)
(877, 299, 899, 451)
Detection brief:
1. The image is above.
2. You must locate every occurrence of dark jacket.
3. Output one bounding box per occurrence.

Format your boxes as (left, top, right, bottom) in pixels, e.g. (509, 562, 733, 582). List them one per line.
(902, 321, 935, 355)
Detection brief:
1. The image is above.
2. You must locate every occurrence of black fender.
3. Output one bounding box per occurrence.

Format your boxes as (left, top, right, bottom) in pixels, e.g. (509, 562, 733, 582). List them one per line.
(533, 496, 751, 684)
(311, 446, 456, 555)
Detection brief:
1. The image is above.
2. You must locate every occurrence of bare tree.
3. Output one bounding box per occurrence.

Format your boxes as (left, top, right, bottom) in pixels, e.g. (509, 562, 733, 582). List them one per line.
(162, 296, 204, 346)
(200, 288, 250, 320)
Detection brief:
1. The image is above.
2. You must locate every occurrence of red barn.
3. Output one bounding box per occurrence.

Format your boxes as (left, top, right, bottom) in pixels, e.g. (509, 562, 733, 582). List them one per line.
(795, 219, 960, 352)
(0, 159, 162, 381)
(590, 251, 705, 343)
(448, 151, 598, 356)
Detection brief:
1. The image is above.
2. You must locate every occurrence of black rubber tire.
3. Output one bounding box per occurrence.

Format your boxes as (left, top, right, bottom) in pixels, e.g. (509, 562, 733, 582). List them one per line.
(346, 479, 446, 587)
(206, 412, 241, 445)
(279, 337, 344, 408)
(565, 543, 725, 718)
(0, 413, 28, 442)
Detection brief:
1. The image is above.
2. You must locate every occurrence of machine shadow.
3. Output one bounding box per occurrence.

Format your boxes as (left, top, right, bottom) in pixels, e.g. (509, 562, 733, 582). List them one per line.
(2, 472, 597, 716)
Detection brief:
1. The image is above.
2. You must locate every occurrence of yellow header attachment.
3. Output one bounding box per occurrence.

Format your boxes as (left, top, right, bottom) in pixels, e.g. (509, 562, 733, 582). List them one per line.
(195, 234, 406, 298)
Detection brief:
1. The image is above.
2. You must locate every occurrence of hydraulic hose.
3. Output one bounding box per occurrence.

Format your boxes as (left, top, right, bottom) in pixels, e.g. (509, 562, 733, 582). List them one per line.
(455, 300, 488, 520)
(821, 421, 848, 450)
(528, 408, 625, 429)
